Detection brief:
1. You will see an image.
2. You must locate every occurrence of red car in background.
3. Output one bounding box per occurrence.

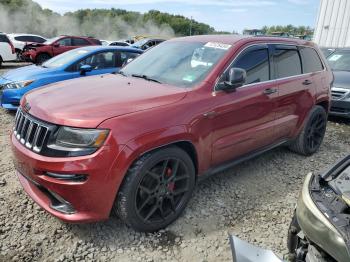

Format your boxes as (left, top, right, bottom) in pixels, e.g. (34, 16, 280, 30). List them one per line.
(22, 35, 101, 64)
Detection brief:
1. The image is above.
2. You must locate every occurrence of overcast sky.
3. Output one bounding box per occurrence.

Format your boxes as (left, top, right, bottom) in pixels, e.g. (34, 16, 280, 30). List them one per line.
(33, 0, 320, 33)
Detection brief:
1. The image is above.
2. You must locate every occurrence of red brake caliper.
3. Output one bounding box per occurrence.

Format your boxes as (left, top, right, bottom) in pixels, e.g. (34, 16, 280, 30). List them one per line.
(166, 168, 175, 191)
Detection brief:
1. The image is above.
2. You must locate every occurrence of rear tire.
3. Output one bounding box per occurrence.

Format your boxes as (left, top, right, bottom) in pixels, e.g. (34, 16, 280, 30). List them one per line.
(35, 53, 51, 64)
(0, 56, 2, 68)
(114, 146, 196, 232)
(289, 105, 327, 156)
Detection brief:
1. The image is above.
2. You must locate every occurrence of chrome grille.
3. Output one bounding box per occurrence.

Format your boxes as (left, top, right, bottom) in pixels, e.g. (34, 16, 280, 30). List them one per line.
(13, 109, 51, 153)
(331, 87, 350, 100)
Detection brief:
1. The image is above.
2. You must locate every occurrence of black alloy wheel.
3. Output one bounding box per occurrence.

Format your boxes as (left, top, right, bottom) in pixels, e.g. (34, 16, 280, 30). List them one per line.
(289, 105, 327, 156)
(36, 53, 51, 64)
(305, 112, 327, 152)
(115, 147, 196, 232)
(135, 158, 191, 224)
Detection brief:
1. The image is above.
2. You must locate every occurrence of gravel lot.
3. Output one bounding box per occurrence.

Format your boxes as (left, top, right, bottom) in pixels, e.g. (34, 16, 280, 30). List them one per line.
(0, 62, 349, 262)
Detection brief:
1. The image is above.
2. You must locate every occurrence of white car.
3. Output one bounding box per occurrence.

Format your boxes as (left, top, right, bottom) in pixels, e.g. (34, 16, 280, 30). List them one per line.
(100, 40, 130, 47)
(7, 33, 47, 52)
(0, 33, 16, 67)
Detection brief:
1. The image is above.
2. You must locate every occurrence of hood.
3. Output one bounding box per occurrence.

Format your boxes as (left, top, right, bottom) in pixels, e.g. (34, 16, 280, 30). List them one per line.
(24, 42, 46, 49)
(23, 74, 187, 128)
(0, 64, 56, 83)
(333, 71, 350, 90)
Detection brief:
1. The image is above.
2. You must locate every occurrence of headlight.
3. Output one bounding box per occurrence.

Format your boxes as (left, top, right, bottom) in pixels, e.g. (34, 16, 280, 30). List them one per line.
(4, 80, 34, 89)
(47, 127, 109, 156)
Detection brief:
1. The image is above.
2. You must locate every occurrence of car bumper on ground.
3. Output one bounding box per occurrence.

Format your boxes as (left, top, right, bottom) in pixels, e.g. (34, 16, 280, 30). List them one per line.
(11, 133, 123, 223)
(330, 99, 350, 118)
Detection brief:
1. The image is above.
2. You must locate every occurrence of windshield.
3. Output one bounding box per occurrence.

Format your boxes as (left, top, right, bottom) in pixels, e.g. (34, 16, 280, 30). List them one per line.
(43, 36, 60, 45)
(327, 50, 350, 71)
(132, 39, 148, 47)
(42, 49, 89, 68)
(122, 41, 231, 87)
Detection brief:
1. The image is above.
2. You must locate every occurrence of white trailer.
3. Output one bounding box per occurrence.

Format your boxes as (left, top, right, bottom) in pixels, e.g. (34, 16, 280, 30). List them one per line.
(314, 0, 350, 47)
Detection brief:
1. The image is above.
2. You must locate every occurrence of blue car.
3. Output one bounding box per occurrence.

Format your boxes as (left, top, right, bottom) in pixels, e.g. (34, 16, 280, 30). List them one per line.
(0, 46, 143, 110)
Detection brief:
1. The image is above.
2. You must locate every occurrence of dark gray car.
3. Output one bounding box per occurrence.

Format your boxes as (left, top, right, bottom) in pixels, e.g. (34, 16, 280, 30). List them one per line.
(327, 49, 350, 118)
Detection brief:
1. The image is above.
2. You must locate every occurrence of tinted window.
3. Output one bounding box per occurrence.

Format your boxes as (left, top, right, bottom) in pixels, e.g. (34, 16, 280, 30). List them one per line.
(0, 35, 10, 43)
(34, 36, 46, 43)
(232, 48, 270, 85)
(110, 42, 129, 46)
(73, 38, 90, 46)
(120, 52, 140, 66)
(14, 36, 27, 41)
(300, 47, 323, 73)
(24, 36, 38, 42)
(57, 38, 72, 46)
(73, 51, 116, 71)
(274, 48, 301, 78)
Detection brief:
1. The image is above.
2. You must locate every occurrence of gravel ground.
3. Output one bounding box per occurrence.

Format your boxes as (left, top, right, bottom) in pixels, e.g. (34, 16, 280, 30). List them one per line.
(0, 62, 350, 262)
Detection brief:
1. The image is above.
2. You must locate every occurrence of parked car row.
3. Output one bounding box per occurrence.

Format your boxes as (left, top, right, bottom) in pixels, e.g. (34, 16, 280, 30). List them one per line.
(4, 35, 334, 233)
(7, 33, 47, 61)
(0, 46, 143, 109)
(0, 32, 165, 66)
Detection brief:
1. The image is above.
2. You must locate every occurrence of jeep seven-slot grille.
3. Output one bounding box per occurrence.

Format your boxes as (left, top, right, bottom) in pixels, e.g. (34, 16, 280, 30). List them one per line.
(13, 109, 51, 153)
(331, 87, 349, 100)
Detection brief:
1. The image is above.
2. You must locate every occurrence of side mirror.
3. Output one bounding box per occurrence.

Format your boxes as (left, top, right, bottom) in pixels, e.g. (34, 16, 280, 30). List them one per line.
(80, 64, 93, 75)
(218, 68, 246, 91)
(53, 43, 60, 48)
(126, 58, 134, 64)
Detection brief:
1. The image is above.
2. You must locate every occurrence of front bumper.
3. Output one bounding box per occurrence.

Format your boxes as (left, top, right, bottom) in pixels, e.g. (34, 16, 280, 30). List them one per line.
(22, 50, 36, 62)
(329, 99, 350, 118)
(296, 173, 349, 262)
(0, 79, 22, 110)
(11, 132, 123, 223)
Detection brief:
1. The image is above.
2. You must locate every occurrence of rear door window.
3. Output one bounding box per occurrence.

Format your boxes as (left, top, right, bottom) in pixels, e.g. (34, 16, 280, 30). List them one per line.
(14, 36, 27, 42)
(230, 47, 270, 85)
(57, 38, 72, 46)
(299, 47, 324, 73)
(72, 51, 117, 71)
(273, 47, 302, 79)
(73, 38, 90, 46)
(34, 36, 46, 43)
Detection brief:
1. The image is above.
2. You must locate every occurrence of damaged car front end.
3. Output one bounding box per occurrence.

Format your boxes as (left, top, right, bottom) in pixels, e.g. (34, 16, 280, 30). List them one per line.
(288, 155, 350, 262)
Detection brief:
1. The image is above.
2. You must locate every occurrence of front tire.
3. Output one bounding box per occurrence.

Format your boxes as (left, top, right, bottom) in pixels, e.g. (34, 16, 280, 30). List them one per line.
(289, 105, 327, 156)
(35, 53, 51, 64)
(114, 147, 196, 232)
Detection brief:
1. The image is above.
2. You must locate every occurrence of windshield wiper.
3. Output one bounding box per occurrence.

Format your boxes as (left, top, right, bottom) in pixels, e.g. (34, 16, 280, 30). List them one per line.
(131, 73, 162, 84)
(116, 70, 127, 76)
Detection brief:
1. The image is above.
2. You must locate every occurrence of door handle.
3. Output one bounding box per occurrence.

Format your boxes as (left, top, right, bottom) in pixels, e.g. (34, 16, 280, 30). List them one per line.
(203, 111, 217, 118)
(302, 79, 312, 85)
(263, 88, 277, 95)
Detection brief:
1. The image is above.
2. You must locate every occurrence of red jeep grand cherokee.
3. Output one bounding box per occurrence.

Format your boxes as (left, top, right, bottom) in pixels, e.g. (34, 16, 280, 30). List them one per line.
(12, 35, 332, 232)
(22, 35, 101, 64)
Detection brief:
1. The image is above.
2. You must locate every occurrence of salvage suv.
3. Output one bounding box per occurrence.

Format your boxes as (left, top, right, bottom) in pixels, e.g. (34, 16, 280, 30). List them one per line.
(11, 35, 332, 232)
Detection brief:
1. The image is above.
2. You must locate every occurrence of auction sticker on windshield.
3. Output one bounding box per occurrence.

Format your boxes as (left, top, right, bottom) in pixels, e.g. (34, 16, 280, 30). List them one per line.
(204, 42, 231, 50)
(329, 54, 342, 61)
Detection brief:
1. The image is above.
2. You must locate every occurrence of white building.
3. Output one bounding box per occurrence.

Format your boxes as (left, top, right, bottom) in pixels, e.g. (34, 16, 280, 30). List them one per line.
(314, 0, 350, 47)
